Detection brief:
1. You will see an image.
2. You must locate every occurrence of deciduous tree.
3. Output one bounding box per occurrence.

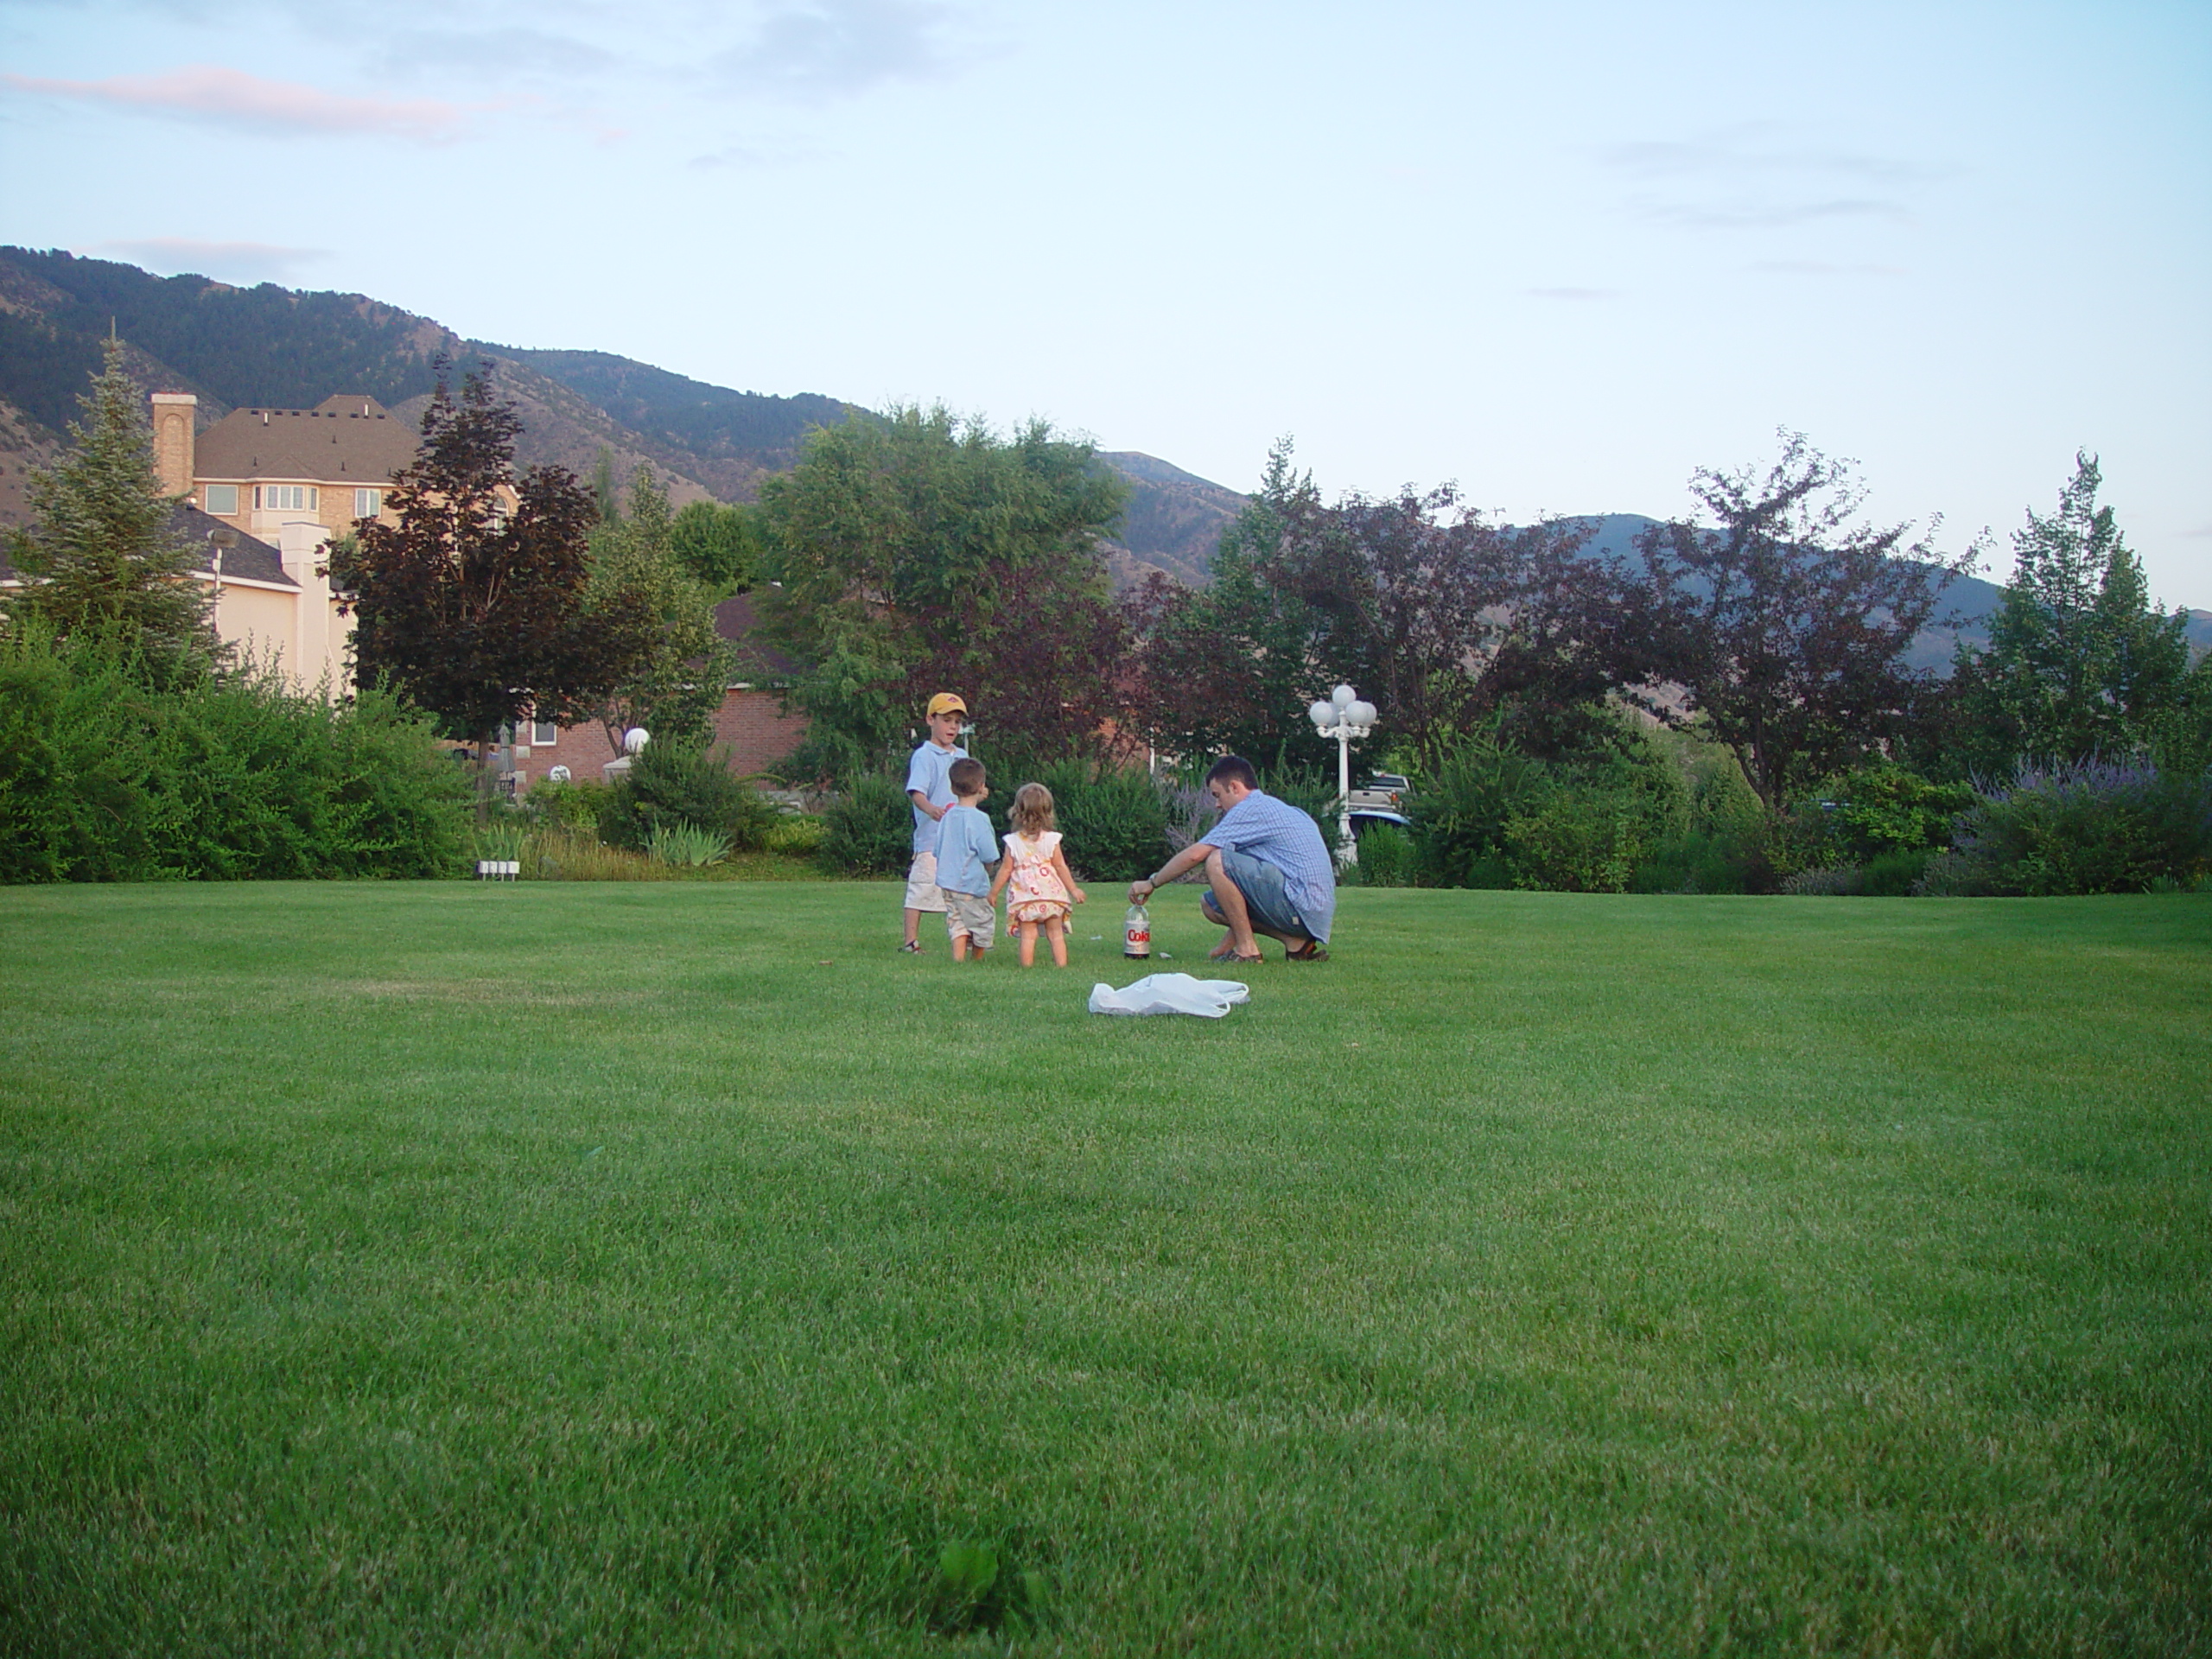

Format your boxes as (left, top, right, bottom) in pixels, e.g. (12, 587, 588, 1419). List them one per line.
(756, 404, 1127, 772)
(327, 365, 652, 809)
(583, 465, 735, 755)
(1623, 432, 1979, 809)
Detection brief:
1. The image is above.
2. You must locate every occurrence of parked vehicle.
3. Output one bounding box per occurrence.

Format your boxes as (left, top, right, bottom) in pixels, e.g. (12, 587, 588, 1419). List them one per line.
(1346, 772, 1411, 812)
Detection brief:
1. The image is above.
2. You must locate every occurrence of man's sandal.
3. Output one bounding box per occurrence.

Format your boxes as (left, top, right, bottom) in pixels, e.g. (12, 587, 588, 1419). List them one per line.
(1284, 941, 1329, 963)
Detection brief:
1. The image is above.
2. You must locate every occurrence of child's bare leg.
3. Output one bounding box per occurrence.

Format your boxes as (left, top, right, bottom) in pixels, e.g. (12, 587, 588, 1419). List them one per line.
(950, 930, 969, 962)
(1018, 920, 1038, 967)
(1045, 915, 1068, 967)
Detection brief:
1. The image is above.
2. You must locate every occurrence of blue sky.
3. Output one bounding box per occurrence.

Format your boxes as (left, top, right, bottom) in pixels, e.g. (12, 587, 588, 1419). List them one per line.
(3, 0, 2207, 603)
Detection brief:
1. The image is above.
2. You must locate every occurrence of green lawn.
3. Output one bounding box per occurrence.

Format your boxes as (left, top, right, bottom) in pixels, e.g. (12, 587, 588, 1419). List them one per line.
(2, 883, 2207, 1656)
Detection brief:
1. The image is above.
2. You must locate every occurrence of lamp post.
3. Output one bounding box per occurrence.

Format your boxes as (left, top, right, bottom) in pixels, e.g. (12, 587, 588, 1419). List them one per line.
(1307, 683, 1378, 865)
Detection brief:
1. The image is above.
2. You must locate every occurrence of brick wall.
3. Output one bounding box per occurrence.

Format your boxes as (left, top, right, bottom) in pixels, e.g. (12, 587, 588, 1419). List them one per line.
(513, 690, 808, 793)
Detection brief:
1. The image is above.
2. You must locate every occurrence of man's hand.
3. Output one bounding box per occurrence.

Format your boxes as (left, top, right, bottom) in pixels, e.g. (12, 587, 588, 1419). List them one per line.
(1127, 878, 1154, 904)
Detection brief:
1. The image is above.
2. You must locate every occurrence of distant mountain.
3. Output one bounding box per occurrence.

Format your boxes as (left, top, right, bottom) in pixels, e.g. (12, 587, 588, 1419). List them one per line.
(499, 348, 850, 502)
(1093, 451, 1247, 589)
(1572, 512, 2212, 667)
(2, 247, 2200, 664)
(0, 247, 831, 514)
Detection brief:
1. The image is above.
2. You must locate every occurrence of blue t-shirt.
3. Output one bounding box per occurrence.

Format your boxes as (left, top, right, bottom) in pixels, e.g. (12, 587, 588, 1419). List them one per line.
(905, 740, 968, 855)
(1205, 790, 1337, 943)
(933, 803, 999, 896)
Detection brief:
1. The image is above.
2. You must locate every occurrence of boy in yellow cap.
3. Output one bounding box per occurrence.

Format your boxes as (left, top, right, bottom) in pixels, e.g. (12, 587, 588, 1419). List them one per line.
(899, 692, 969, 951)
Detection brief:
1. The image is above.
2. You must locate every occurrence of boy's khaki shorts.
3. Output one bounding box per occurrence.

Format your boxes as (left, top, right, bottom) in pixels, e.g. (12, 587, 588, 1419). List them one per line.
(904, 850, 946, 912)
(942, 891, 995, 944)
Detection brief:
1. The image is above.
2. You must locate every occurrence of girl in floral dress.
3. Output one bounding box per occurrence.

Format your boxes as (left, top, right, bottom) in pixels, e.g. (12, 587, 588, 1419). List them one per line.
(988, 783, 1087, 967)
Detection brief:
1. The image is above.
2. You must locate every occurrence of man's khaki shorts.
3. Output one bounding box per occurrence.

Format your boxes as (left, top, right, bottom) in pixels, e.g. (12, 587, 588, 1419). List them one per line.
(905, 850, 946, 912)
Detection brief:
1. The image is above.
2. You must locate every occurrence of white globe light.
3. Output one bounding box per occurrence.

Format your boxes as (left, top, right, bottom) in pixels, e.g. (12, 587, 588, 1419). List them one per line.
(623, 727, 650, 754)
(1347, 700, 1378, 728)
(1308, 700, 1336, 730)
(1332, 683, 1357, 710)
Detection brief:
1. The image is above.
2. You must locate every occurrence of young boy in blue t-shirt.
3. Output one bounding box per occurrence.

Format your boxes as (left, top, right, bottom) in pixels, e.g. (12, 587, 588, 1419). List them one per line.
(933, 757, 999, 962)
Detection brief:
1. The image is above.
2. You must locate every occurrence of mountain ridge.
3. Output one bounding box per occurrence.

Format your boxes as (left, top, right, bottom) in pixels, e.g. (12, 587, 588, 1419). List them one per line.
(1, 247, 2202, 663)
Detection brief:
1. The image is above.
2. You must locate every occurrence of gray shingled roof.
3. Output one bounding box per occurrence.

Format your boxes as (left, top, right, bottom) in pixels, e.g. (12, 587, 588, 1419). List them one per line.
(175, 505, 295, 588)
(0, 505, 295, 589)
(715, 590, 800, 683)
(194, 395, 419, 485)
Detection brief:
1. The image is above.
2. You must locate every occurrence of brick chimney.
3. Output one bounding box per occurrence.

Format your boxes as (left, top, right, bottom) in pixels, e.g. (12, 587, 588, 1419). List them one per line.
(150, 392, 197, 500)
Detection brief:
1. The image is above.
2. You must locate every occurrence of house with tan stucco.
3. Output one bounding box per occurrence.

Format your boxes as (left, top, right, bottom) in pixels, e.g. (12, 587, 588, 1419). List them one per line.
(148, 391, 427, 694)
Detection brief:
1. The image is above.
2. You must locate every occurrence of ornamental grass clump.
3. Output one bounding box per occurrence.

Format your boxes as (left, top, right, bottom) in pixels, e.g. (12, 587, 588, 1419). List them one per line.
(645, 822, 731, 867)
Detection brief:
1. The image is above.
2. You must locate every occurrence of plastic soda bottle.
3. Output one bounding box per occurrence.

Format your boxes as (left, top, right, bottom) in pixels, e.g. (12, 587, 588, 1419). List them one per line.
(1123, 901, 1152, 959)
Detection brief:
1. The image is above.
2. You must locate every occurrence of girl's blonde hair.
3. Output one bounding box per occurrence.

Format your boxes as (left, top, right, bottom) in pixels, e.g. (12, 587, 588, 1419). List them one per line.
(1011, 782, 1057, 836)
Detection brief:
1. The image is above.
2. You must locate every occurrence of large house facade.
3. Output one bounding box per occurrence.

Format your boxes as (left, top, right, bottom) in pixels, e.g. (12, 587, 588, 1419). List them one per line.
(16, 385, 810, 786)
(149, 391, 415, 693)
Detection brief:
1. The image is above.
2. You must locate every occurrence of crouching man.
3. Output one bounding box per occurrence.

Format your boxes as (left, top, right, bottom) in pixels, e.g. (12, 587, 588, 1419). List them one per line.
(1126, 755, 1334, 963)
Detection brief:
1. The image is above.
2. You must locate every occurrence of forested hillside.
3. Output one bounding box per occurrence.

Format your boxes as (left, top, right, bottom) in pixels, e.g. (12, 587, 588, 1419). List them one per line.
(0, 248, 1243, 583)
(3, 246, 2201, 657)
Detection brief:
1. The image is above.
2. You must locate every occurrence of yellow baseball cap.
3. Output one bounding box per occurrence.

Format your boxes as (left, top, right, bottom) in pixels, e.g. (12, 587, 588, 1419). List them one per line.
(926, 693, 968, 717)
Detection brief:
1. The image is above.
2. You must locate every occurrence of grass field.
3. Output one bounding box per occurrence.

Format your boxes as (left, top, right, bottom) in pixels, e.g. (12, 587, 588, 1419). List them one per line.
(2, 882, 2208, 1656)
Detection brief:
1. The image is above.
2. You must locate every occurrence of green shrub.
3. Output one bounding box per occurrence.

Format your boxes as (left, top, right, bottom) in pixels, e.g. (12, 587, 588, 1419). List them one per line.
(1003, 760, 1169, 883)
(1937, 759, 2212, 895)
(1347, 823, 1414, 887)
(524, 778, 613, 832)
(818, 772, 917, 875)
(765, 816, 826, 857)
(1505, 785, 1649, 893)
(0, 625, 468, 883)
(601, 741, 775, 854)
(1405, 734, 1545, 888)
(1862, 848, 1933, 895)
(1409, 724, 1688, 893)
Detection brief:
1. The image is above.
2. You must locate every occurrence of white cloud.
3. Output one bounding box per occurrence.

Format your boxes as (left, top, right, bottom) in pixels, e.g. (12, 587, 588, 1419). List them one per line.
(1600, 124, 1937, 235)
(715, 0, 963, 98)
(3, 64, 480, 141)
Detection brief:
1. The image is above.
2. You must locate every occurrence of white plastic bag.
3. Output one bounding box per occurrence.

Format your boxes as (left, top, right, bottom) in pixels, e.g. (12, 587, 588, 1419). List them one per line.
(1087, 972, 1251, 1018)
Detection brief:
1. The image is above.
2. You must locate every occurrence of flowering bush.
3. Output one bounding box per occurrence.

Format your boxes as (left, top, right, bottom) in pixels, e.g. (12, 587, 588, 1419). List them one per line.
(1929, 759, 2212, 895)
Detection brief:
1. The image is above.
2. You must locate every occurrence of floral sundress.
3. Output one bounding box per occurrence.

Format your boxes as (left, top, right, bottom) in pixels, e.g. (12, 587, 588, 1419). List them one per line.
(1001, 830, 1073, 931)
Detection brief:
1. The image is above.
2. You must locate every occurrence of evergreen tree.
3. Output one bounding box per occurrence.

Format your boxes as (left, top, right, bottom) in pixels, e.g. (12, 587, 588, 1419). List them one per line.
(1953, 455, 2190, 772)
(2, 338, 210, 664)
(1121, 440, 1333, 770)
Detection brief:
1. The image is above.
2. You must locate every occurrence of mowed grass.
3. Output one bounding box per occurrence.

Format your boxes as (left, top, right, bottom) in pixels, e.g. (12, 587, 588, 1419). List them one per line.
(1, 882, 2207, 1657)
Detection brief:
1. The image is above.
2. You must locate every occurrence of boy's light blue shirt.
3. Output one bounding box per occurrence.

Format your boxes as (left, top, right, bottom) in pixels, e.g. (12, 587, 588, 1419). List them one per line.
(933, 802, 999, 896)
(905, 740, 968, 855)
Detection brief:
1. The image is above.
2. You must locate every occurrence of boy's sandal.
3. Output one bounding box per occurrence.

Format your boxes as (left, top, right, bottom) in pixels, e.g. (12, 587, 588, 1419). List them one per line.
(1284, 941, 1329, 963)
(896, 940, 921, 953)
